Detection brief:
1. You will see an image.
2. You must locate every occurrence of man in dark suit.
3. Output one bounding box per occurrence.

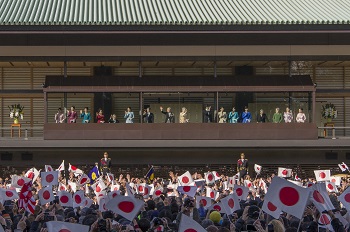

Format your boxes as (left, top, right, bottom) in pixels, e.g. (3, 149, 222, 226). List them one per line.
(203, 105, 212, 123)
(237, 153, 249, 180)
(100, 152, 112, 175)
(143, 107, 154, 123)
(160, 106, 175, 123)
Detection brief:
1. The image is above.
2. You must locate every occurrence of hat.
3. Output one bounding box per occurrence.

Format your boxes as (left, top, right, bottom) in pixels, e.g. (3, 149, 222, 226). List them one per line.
(209, 211, 221, 224)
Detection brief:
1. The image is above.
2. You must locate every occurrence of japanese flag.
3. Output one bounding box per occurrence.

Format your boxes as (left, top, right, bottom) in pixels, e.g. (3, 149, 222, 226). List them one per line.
(107, 173, 114, 183)
(325, 181, 338, 193)
(338, 187, 350, 211)
(314, 170, 331, 182)
(177, 186, 197, 198)
(67, 180, 77, 193)
(212, 171, 221, 181)
(152, 187, 164, 199)
(262, 197, 282, 219)
(45, 165, 54, 172)
(259, 179, 268, 194)
(41, 171, 59, 186)
(58, 191, 73, 207)
(178, 171, 194, 186)
(125, 183, 135, 197)
(11, 175, 31, 188)
(46, 221, 89, 232)
(233, 185, 249, 201)
(206, 187, 216, 200)
(221, 194, 240, 215)
(99, 196, 109, 212)
(106, 195, 144, 221)
(110, 183, 120, 192)
(58, 183, 67, 192)
(205, 172, 215, 185)
(195, 196, 212, 209)
(318, 213, 334, 232)
(265, 177, 310, 219)
(92, 179, 106, 195)
(77, 174, 90, 186)
(83, 197, 93, 208)
(25, 168, 40, 183)
(108, 190, 121, 199)
(57, 160, 65, 172)
(178, 214, 206, 232)
(338, 162, 348, 172)
(0, 189, 19, 201)
(38, 187, 54, 205)
(228, 177, 235, 188)
(278, 167, 292, 178)
(330, 176, 341, 186)
(254, 164, 262, 174)
(208, 202, 225, 213)
(73, 191, 85, 208)
(68, 163, 83, 174)
(244, 180, 254, 190)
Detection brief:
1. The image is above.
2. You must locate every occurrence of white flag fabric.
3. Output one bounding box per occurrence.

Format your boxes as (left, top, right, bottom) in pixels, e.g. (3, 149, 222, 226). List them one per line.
(221, 194, 240, 215)
(233, 185, 249, 201)
(99, 196, 109, 212)
(67, 180, 77, 193)
(178, 214, 206, 232)
(338, 187, 350, 211)
(107, 173, 114, 183)
(11, 175, 31, 188)
(212, 171, 221, 181)
(178, 171, 194, 186)
(0, 189, 19, 201)
(207, 202, 225, 213)
(45, 165, 54, 172)
(108, 190, 121, 200)
(125, 183, 135, 197)
(330, 176, 341, 186)
(152, 187, 163, 199)
(25, 168, 40, 183)
(262, 197, 282, 219)
(206, 187, 216, 200)
(259, 179, 268, 194)
(110, 183, 120, 192)
(46, 221, 89, 232)
(57, 160, 65, 172)
(318, 213, 334, 232)
(58, 191, 73, 207)
(83, 197, 94, 208)
(265, 177, 310, 219)
(68, 163, 83, 174)
(73, 191, 85, 208)
(38, 187, 54, 205)
(244, 180, 254, 189)
(195, 196, 212, 209)
(177, 186, 197, 198)
(205, 172, 215, 185)
(314, 170, 331, 182)
(310, 183, 335, 212)
(92, 179, 106, 196)
(227, 177, 235, 188)
(338, 162, 348, 172)
(106, 195, 144, 221)
(278, 167, 292, 178)
(41, 171, 59, 186)
(254, 164, 262, 174)
(77, 174, 90, 186)
(325, 181, 338, 193)
(58, 183, 67, 191)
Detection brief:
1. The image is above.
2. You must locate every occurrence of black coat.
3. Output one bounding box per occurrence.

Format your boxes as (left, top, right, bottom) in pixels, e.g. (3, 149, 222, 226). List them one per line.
(143, 112, 154, 123)
(161, 110, 175, 123)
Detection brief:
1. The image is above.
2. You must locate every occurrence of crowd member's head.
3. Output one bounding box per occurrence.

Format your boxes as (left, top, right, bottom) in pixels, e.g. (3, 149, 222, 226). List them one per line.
(209, 211, 221, 225)
(268, 219, 285, 232)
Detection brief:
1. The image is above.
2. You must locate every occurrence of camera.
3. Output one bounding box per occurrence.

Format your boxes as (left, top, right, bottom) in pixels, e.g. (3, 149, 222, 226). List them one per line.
(151, 217, 163, 227)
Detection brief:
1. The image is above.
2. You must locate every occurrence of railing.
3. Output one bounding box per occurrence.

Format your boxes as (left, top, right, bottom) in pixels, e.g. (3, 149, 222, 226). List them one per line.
(0, 126, 44, 140)
(318, 126, 350, 139)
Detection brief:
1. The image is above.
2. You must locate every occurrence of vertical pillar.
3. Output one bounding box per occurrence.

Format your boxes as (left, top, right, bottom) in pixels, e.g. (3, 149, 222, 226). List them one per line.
(44, 91, 48, 123)
(312, 91, 316, 123)
(63, 61, 68, 121)
(139, 92, 143, 123)
(214, 61, 217, 78)
(216, 92, 219, 123)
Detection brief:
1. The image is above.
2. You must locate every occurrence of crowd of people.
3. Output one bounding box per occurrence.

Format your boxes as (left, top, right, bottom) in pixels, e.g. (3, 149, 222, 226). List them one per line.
(54, 105, 307, 124)
(0, 152, 349, 232)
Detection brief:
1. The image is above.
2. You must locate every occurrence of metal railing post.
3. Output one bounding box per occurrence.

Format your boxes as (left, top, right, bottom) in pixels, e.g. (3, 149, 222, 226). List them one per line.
(25, 129, 28, 140)
(332, 128, 336, 139)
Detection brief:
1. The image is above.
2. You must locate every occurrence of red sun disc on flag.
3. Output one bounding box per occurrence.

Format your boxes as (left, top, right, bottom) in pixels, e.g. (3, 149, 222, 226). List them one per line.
(184, 229, 197, 232)
(236, 188, 243, 196)
(313, 190, 325, 204)
(60, 196, 69, 203)
(27, 172, 34, 179)
(228, 198, 235, 208)
(183, 186, 191, 192)
(327, 184, 334, 190)
(43, 190, 51, 200)
(279, 187, 299, 206)
(80, 177, 87, 184)
(17, 179, 25, 186)
(200, 199, 207, 206)
(113, 187, 119, 191)
(320, 214, 331, 225)
(75, 195, 82, 204)
(213, 205, 221, 211)
(96, 185, 101, 192)
(112, 193, 118, 198)
(155, 190, 162, 196)
(247, 183, 252, 188)
(331, 178, 336, 183)
(282, 170, 288, 176)
(208, 174, 213, 181)
(182, 176, 189, 184)
(59, 229, 71, 232)
(60, 186, 65, 191)
(344, 193, 350, 202)
(257, 167, 260, 170)
(138, 186, 143, 192)
(109, 175, 113, 181)
(210, 192, 214, 198)
(215, 172, 220, 177)
(319, 172, 326, 179)
(46, 174, 54, 183)
(230, 180, 233, 184)
(5, 191, 13, 197)
(144, 187, 149, 195)
(118, 201, 135, 213)
(71, 166, 77, 171)
(267, 202, 277, 211)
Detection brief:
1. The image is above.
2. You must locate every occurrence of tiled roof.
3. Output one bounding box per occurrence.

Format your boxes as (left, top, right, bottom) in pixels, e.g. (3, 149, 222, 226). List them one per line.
(0, 0, 349, 26)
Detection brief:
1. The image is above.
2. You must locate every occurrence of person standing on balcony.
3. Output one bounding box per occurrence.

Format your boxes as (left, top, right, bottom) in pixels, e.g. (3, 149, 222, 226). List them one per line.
(124, 107, 134, 123)
(160, 106, 175, 123)
(217, 107, 227, 123)
(257, 109, 267, 123)
(80, 107, 91, 123)
(203, 105, 212, 123)
(100, 152, 111, 176)
(241, 106, 252, 123)
(96, 108, 105, 123)
(296, 108, 306, 123)
(272, 107, 283, 123)
(237, 153, 249, 180)
(179, 107, 189, 123)
(143, 107, 154, 123)
(54, 108, 66, 123)
(283, 107, 293, 123)
(108, 114, 119, 123)
(67, 106, 77, 123)
(228, 107, 239, 123)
